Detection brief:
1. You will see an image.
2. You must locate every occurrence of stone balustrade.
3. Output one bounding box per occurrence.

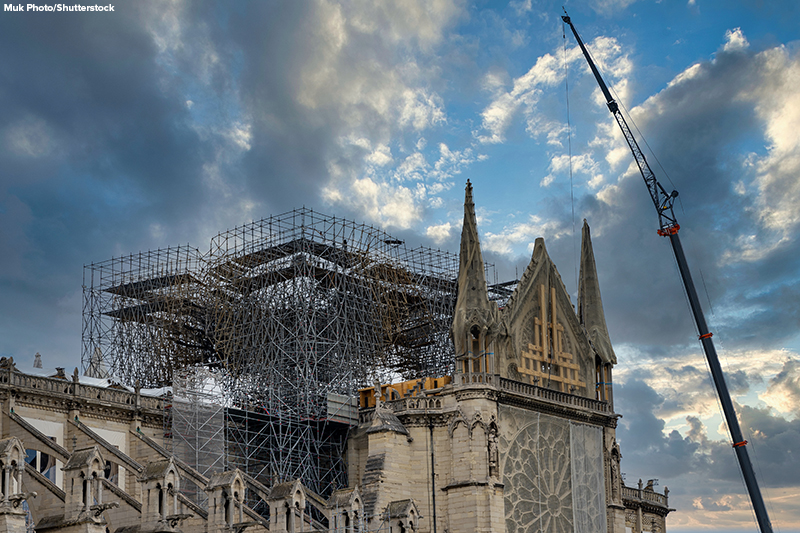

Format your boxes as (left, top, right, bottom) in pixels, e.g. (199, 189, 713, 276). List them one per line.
(621, 484, 669, 507)
(499, 377, 611, 413)
(2, 367, 165, 411)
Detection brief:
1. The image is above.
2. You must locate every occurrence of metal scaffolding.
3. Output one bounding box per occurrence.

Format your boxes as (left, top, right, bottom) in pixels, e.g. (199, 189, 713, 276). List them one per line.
(82, 245, 208, 387)
(170, 368, 226, 506)
(82, 208, 474, 497)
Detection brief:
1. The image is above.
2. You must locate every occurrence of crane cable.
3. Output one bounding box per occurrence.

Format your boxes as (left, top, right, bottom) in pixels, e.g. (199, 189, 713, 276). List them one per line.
(563, 17, 578, 297)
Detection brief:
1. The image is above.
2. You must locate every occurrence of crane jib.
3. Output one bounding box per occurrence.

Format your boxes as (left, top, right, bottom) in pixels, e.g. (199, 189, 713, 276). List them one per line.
(562, 12, 774, 533)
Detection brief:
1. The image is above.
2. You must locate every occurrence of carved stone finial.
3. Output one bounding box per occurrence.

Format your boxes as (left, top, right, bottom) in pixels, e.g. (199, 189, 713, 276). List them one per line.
(373, 379, 383, 410)
(73, 368, 80, 383)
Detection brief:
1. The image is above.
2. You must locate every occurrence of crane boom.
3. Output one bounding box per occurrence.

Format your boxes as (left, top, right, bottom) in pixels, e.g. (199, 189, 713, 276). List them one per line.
(561, 13, 773, 533)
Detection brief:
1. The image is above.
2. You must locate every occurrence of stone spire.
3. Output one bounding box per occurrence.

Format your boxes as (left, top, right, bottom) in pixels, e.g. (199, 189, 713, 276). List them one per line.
(452, 180, 499, 357)
(577, 220, 616, 364)
(457, 180, 491, 309)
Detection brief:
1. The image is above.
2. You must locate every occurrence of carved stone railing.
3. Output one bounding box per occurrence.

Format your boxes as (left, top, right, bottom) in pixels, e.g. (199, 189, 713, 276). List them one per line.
(2, 368, 165, 412)
(642, 490, 668, 506)
(358, 409, 374, 425)
(388, 396, 444, 412)
(621, 485, 668, 507)
(499, 377, 611, 413)
(357, 395, 446, 424)
(455, 372, 496, 386)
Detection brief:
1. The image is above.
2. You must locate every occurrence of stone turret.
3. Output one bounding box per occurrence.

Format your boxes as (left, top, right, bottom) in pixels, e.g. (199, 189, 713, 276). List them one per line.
(37, 446, 117, 533)
(577, 220, 616, 405)
(452, 180, 501, 385)
(139, 457, 191, 533)
(327, 487, 363, 533)
(266, 479, 305, 533)
(0, 438, 34, 533)
(206, 470, 246, 532)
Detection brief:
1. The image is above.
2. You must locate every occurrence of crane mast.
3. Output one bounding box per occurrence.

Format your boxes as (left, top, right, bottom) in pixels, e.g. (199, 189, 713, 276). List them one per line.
(561, 13, 773, 533)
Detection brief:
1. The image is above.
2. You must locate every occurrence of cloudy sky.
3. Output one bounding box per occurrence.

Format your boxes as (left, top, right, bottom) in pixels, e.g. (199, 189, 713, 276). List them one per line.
(2, 0, 799, 530)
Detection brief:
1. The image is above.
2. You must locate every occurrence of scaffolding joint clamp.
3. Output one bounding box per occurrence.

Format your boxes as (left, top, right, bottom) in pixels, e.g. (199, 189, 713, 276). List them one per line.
(699, 332, 713, 340)
(732, 440, 748, 448)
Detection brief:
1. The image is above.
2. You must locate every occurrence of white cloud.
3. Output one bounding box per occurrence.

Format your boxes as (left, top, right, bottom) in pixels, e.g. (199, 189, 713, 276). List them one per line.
(432, 143, 475, 180)
(617, 346, 793, 428)
(760, 357, 800, 415)
(667, 62, 702, 89)
(482, 215, 569, 255)
(399, 88, 446, 131)
(509, 0, 532, 16)
(289, 0, 465, 228)
(395, 152, 429, 182)
(477, 51, 563, 144)
(346, 0, 463, 50)
(366, 143, 393, 166)
(590, 0, 639, 15)
(481, 69, 510, 97)
(723, 27, 749, 52)
(477, 35, 630, 144)
(541, 153, 603, 189)
(226, 122, 253, 151)
(748, 48, 800, 231)
(426, 221, 452, 243)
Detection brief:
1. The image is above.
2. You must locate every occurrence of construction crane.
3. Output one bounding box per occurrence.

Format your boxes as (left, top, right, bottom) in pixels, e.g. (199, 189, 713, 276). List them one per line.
(561, 12, 773, 533)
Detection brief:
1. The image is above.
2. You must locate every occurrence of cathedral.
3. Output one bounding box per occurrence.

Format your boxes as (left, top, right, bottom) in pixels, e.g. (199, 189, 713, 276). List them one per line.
(0, 181, 671, 533)
(346, 180, 672, 532)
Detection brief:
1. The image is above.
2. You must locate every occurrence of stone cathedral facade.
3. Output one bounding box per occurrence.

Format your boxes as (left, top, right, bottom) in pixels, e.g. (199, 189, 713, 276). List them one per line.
(348, 181, 672, 533)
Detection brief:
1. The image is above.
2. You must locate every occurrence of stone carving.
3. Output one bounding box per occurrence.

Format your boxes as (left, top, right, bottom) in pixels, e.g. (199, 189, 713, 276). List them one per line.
(488, 423, 499, 479)
(611, 439, 621, 502)
(502, 414, 573, 533)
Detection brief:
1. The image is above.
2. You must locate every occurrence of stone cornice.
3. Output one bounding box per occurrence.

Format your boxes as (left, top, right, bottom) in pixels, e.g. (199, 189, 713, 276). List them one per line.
(441, 479, 504, 492)
(499, 389, 618, 428)
(498, 377, 618, 428)
(622, 498, 674, 517)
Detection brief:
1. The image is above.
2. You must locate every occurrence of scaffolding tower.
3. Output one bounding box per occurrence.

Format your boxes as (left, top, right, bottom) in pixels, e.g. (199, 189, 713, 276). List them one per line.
(82, 208, 475, 498)
(170, 367, 226, 506)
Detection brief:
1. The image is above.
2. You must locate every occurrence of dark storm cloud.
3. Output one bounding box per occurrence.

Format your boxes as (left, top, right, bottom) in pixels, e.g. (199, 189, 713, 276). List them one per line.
(578, 40, 800, 355)
(738, 405, 800, 487)
(221, 2, 332, 209)
(615, 379, 702, 478)
(0, 3, 213, 364)
(616, 376, 800, 498)
(0, 0, 465, 366)
(211, 1, 460, 217)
